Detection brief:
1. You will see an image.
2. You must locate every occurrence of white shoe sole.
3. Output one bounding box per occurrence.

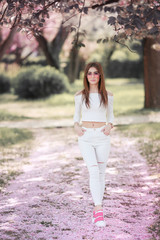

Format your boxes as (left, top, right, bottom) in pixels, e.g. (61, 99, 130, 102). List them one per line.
(92, 218, 106, 227)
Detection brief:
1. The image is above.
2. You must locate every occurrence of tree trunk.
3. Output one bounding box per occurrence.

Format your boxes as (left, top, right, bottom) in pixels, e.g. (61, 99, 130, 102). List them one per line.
(50, 23, 69, 68)
(35, 23, 69, 69)
(143, 37, 160, 109)
(0, 26, 17, 61)
(68, 46, 79, 83)
(34, 33, 59, 69)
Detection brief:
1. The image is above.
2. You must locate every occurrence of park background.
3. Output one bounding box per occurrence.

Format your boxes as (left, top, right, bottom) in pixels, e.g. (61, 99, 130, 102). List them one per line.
(0, 1, 160, 240)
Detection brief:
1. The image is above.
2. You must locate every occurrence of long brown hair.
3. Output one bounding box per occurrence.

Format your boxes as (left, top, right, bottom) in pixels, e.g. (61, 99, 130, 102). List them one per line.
(81, 62, 108, 108)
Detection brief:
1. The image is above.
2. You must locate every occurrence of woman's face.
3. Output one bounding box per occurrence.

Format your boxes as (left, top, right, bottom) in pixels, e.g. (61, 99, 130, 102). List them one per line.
(87, 67, 100, 87)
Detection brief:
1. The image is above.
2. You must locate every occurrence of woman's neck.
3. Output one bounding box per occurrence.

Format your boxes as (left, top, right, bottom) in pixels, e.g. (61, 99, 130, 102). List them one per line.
(89, 87, 99, 93)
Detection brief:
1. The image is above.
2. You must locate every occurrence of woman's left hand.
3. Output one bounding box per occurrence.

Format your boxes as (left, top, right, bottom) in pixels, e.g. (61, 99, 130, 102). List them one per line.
(101, 124, 112, 135)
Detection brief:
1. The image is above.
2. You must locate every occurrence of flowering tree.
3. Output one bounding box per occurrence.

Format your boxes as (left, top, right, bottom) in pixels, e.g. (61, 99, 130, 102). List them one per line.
(93, 0, 160, 109)
(0, 0, 160, 108)
(0, 27, 39, 65)
(0, 0, 159, 44)
(0, 2, 71, 68)
(34, 14, 69, 69)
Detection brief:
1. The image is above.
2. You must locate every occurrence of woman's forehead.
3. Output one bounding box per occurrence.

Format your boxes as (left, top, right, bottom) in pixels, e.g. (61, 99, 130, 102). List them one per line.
(88, 67, 98, 72)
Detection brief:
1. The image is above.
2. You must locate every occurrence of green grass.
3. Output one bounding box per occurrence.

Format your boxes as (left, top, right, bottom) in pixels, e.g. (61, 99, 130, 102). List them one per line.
(0, 110, 30, 121)
(71, 78, 157, 117)
(116, 122, 160, 140)
(38, 93, 74, 106)
(0, 93, 17, 103)
(116, 122, 160, 165)
(0, 128, 33, 146)
(0, 170, 22, 188)
(107, 78, 144, 116)
(148, 207, 160, 240)
(0, 78, 159, 120)
(116, 122, 160, 239)
(45, 78, 158, 117)
(0, 127, 33, 191)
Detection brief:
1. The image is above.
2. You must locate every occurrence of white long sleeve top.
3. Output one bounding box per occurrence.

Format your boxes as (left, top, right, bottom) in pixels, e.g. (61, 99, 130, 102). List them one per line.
(73, 92, 114, 124)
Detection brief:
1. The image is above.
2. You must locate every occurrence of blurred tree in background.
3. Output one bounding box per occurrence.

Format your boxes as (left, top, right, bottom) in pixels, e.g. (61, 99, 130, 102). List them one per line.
(34, 13, 69, 69)
(0, 0, 160, 107)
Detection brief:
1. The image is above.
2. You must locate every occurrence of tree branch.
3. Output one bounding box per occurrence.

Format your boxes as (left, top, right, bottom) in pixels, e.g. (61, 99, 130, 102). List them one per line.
(62, 12, 79, 25)
(21, 47, 38, 62)
(0, 5, 8, 22)
(34, 31, 59, 69)
(114, 39, 137, 53)
(74, 0, 86, 46)
(34, 0, 61, 18)
(11, 13, 21, 29)
(0, 26, 17, 61)
(91, 0, 119, 9)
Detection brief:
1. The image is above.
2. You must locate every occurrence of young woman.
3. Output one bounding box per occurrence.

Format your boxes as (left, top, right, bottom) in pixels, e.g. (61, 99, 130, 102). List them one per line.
(73, 62, 114, 227)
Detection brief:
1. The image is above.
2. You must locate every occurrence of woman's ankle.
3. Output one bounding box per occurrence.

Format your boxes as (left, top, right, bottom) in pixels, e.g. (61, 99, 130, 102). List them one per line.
(94, 205, 102, 212)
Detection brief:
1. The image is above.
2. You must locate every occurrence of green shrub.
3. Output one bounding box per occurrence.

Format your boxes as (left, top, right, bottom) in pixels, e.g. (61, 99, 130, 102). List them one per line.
(14, 66, 69, 99)
(0, 73, 10, 94)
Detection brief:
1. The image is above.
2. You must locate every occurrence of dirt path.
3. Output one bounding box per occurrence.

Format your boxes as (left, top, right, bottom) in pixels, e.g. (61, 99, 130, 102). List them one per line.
(0, 127, 158, 240)
(0, 111, 160, 129)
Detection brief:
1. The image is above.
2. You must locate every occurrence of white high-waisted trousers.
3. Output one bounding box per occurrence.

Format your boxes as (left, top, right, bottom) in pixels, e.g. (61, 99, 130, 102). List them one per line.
(78, 125, 111, 206)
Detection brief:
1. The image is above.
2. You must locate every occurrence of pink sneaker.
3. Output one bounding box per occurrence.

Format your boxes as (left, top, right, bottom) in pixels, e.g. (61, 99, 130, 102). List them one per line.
(92, 209, 106, 227)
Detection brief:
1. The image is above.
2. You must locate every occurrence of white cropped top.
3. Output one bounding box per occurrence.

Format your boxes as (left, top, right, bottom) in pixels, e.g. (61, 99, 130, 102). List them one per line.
(73, 93, 114, 124)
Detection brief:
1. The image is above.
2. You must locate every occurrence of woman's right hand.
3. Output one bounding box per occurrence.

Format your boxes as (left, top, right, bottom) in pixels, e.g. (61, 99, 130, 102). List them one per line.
(74, 123, 86, 136)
